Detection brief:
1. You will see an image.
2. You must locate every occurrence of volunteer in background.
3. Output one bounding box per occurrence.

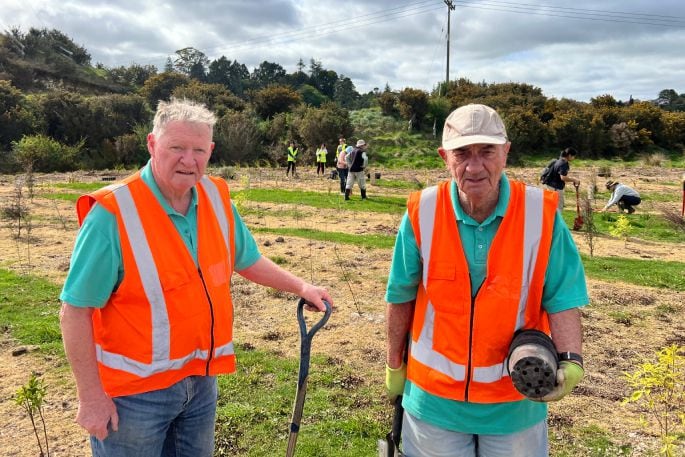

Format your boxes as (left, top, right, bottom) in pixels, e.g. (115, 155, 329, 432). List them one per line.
(286, 141, 299, 177)
(316, 143, 328, 176)
(336, 137, 348, 195)
(541, 147, 580, 212)
(601, 180, 641, 214)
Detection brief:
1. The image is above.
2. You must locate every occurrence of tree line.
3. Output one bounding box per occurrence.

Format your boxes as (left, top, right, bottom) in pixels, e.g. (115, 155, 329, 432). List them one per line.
(1, 27, 684, 172)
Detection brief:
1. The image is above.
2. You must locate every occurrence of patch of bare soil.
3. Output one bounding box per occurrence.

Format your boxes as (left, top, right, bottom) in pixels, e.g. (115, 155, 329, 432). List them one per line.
(0, 165, 683, 456)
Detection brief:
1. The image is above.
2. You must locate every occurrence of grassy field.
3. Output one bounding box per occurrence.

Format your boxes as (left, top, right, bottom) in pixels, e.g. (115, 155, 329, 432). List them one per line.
(1, 163, 684, 456)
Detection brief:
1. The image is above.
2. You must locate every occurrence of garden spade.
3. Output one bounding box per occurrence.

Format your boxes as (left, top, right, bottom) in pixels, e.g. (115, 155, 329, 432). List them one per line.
(377, 334, 409, 457)
(285, 298, 331, 457)
(377, 396, 405, 456)
(572, 182, 584, 231)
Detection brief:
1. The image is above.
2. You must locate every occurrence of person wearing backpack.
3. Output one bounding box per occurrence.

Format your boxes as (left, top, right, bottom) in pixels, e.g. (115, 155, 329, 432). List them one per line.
(345, 139, 369, 200)
(540, 147, 580, 211)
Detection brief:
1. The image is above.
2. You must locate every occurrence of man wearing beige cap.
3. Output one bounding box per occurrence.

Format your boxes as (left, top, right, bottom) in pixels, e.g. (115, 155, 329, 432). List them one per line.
(384, 104, 588, 456)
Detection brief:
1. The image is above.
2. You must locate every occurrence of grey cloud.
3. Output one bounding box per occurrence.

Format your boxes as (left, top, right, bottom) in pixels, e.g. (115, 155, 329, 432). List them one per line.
(3, 0, 685, 101)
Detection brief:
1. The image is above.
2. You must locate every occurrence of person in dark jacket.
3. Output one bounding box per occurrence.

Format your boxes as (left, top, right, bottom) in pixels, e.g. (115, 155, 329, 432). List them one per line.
(541, 147, 580, 212)
(345, 139, 369, 200)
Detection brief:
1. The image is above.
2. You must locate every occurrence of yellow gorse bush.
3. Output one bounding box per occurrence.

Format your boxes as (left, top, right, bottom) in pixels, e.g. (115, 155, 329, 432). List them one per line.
(623, 345, 685, 456)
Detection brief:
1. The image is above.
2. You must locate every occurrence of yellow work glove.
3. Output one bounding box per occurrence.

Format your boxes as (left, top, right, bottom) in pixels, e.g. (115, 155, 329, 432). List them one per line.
(385, 363, 407, 401)
(539, 361, 584, 402)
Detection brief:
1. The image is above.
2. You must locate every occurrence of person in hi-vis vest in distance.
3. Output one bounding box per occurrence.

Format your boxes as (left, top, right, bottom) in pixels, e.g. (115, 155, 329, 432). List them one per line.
(385, 104, 588, 457)
(59, 98, 332, 457)
(316, 143, 327, 176)
(286, 141, 299, 178)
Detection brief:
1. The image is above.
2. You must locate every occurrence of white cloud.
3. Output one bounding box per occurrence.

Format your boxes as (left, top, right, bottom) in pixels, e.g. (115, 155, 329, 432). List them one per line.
(2, 0, 684, 101)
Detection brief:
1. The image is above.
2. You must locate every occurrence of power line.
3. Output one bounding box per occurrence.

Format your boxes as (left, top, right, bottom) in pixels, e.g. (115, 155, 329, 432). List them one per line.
(462, 0, 684, 22)
(204, 0, 685, 59)
(210, 3, 443, 54)
(451, 0, 685, 28)
(102, 1, 444, 68)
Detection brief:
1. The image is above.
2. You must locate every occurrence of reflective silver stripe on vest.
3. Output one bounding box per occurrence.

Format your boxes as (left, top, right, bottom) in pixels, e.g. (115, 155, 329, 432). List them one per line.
(414, 302, 467, 381)
(417, 186, 438, 284)
(199, 177, 230, 259)
(214, 341, 235, 358)
(413, 186, 467, 380)
(96, 345, 208, 377)
(412, 183, 544, 384)
(516, 186, 544, 330)
(113, 186, 170, 363)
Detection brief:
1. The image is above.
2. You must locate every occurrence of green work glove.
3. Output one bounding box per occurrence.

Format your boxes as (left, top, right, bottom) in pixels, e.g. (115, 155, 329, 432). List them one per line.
(539, 361, 584, 402)
(385, 363, 407, 401)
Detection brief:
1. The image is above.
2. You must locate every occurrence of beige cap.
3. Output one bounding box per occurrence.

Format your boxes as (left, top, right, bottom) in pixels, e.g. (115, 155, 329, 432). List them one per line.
(442, 104, 507, 150)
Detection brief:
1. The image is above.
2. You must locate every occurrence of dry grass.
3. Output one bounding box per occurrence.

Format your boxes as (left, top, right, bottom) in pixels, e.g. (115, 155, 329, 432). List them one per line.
(1, 165, 685, 456)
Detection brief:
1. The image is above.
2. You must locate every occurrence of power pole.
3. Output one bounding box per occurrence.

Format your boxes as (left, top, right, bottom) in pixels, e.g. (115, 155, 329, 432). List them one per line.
(444, 0, 455, 95)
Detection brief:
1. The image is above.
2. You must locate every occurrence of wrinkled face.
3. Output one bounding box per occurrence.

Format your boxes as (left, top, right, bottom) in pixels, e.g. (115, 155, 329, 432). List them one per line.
(439, 142, 510, 200)
(147, 120, 214, 197)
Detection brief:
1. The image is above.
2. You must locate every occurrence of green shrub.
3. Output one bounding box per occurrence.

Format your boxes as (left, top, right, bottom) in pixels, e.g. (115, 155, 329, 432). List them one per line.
(11, 134, 81, 172)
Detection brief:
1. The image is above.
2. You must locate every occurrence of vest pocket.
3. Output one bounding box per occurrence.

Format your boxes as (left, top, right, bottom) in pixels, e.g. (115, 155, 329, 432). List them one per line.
(160, 269, 203, 319)
(427, 261, 464, 314)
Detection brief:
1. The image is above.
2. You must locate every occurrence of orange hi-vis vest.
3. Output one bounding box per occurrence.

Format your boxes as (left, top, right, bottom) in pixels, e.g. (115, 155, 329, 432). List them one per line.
(76, 171, 237, 397)
(406, 180, 558, 403)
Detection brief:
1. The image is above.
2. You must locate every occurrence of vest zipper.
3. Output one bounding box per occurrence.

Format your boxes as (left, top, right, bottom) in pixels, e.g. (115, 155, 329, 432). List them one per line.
(197, 268, 216, 376)
(464, 280, 484, 402)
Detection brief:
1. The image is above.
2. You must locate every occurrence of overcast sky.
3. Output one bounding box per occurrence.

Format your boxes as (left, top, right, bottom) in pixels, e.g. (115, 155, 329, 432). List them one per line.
(3, 0, 685, 102)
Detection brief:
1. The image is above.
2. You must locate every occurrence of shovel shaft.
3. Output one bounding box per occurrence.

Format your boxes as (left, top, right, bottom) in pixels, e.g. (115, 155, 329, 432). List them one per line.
(573, 183, 584, 230)
(286, 376, 309, 457)
(285, 298, 331, 457)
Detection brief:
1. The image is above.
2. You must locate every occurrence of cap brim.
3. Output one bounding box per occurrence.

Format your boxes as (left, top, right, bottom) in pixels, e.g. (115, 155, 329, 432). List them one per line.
(442, 135, 507, 150)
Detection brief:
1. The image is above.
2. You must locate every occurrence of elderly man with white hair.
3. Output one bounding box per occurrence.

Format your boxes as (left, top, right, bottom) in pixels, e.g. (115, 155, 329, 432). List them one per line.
(384, 104, 588, 457)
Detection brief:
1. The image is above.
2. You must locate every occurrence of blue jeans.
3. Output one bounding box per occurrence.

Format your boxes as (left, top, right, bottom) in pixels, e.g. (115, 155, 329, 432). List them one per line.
(337, 167, 348, 193)
(402, 411, 548, 457)
(91, 376, 218, 457)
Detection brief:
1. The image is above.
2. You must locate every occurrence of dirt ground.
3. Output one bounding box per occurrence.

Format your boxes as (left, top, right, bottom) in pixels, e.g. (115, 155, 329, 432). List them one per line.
(1, 164, 684, 456)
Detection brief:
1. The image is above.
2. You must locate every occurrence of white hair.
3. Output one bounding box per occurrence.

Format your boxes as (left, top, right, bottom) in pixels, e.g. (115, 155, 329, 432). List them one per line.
(152, 98, 217, 137)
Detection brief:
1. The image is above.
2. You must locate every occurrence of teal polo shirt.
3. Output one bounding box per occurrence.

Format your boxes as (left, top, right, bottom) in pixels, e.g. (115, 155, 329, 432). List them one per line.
(60, 162, 261, 308)
(385, 174, 589, 435)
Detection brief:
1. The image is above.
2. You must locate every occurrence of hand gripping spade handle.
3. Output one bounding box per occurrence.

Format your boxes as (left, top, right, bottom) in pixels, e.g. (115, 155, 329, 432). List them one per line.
(285, 298, 332, 457)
